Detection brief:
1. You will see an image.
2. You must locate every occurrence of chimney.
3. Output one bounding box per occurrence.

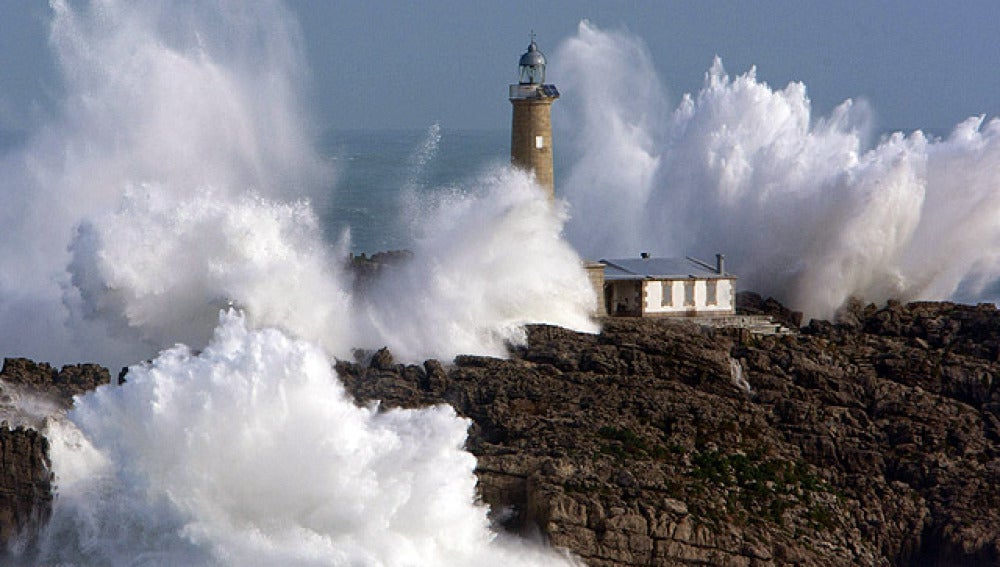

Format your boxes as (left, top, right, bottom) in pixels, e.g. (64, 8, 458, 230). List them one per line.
(716, 253, 725, 275)
(640, 252, 650, 259)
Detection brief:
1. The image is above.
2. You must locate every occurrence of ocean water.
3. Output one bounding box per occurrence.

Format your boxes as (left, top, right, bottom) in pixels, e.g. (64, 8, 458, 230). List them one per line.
(319, 127, 508, 254)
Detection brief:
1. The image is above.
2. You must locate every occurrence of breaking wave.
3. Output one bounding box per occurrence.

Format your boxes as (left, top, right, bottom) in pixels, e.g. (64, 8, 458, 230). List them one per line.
(38, 313, 580, 566)
(0, 0, 331, 366)
(359, 167, 598, 362)
(559, 20, 1000, 320)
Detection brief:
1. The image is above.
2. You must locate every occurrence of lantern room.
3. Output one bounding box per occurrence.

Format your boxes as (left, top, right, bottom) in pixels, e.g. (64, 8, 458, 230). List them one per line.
(519, 39, 546, 85)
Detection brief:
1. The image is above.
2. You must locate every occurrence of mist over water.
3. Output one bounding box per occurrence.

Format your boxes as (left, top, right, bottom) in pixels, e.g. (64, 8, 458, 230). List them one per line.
(323, 127, 510, 254)
(559, 20, 1000, 320)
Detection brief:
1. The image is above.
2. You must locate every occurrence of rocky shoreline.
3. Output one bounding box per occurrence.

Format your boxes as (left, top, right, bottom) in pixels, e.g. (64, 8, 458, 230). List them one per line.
(4, 298, 1000, 565)
(0, 359, 109, 557)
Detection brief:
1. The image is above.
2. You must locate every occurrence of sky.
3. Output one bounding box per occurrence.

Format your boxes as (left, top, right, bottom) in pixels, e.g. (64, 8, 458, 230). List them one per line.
(2, 1, 1000, 136)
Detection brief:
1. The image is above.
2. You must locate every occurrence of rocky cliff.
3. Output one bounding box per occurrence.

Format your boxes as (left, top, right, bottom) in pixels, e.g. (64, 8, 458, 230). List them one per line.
(0, 358, 110, 557)
(4, 300, 1000, 566)
(338, 299, 1000, 566)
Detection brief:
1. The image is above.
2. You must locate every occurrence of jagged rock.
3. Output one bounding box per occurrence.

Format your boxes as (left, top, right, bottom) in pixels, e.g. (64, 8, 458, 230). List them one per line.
(343, 301, 1000, 566)
(369, 347, 396, 371)
(346, 249, 414, 294)
(0, 358, 110, 557)
(0, 426, 51, 558)
(737, 291, 804, 329)
(421, 359, 448, 393)
(1, 358, 110, 405)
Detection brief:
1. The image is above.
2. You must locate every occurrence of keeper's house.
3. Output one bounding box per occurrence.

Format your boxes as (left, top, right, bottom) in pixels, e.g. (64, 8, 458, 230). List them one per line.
(593, 254, 736, 317)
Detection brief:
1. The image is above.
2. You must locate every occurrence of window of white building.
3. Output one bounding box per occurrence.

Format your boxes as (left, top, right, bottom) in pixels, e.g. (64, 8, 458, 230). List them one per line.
(661, 281, 672, 306)
(706, 280, 717, 306)
(684, 281, 695, 306)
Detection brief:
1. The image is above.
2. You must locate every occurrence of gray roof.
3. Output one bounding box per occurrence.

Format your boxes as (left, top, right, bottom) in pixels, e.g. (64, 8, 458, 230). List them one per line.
(600, 257, 730, 281)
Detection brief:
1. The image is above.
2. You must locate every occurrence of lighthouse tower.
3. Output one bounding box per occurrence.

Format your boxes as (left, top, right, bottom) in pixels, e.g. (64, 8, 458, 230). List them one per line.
(510, 36, 560, 200)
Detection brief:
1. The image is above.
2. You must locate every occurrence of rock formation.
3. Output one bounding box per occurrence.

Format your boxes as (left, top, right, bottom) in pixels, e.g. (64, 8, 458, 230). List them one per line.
(338, 300, 1000, 566)
(0, 425, 50, 557)
(0, 358, 109, 557)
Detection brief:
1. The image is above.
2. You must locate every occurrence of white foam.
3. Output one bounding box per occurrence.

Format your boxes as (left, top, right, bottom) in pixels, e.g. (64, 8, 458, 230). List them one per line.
(38, 312, 580, 566)
(67, 184, 353, 358)
(359, 167, 597, 361)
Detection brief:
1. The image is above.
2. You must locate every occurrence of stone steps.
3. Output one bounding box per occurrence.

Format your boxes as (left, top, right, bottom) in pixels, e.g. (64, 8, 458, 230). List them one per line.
(685, 315, 796, 336)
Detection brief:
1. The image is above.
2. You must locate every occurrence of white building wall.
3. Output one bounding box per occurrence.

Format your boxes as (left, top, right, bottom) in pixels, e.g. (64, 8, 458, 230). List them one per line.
(712, 278, 735, 312)
(640, 278, 735, 316)
(644, 279, 664, 311)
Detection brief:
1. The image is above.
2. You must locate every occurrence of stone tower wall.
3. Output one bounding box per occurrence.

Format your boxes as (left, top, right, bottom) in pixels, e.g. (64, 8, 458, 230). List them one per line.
(510, 98, 556, 200)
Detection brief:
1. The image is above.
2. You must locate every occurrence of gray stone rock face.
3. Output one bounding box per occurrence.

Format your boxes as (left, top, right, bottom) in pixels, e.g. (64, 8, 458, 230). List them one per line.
(0, 425, 51, 556)
(340, 304, 1000, 567)
(0, 357, 109, 558)
(1, 358, 110, 405)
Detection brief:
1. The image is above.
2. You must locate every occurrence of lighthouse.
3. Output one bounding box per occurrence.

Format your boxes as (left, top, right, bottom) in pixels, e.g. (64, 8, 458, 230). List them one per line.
(510, 36, 559, 200)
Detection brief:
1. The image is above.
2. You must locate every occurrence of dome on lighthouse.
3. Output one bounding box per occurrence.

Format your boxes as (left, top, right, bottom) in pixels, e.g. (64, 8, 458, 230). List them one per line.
(519, 40, 546, 67)
(518, 39, 546, 84)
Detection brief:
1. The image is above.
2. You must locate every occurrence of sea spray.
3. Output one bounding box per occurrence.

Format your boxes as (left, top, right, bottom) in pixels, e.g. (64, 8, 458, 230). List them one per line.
(399, 123, 451, 242)
(358, 167, 598, 362)
(406, 122, 443, 188)
(555, 21, 668, 257)
(557, 21, 1000, 320)
(0, 381, 66, 431)
(729, 357, 751, 395)
(38, 312, 581, 567)
(0, 0, 328, 367)
(67, 184, 353, 358)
